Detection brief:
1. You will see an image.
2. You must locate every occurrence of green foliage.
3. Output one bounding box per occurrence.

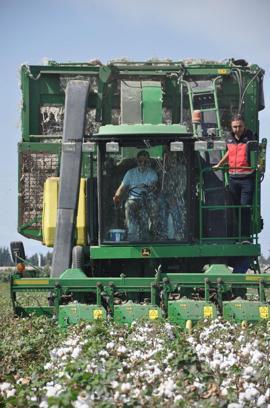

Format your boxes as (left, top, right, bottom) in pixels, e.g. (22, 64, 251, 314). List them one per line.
(0, 268, 14, 282)
(0, 283, 67, 404)
(0, 245, 53, 271)
(27, 251, 52, 267)
(0, 246, 12, 266)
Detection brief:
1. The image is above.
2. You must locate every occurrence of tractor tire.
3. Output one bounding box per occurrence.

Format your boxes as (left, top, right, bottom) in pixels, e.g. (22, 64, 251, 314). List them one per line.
(10, 241, 25, 263)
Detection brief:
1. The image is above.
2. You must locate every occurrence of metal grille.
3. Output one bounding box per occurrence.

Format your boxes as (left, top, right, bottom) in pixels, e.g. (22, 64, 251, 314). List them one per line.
(19, 152, 59, 228)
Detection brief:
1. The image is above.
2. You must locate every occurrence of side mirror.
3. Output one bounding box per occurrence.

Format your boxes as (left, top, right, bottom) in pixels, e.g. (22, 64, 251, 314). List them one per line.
(10, 241, 25, 264)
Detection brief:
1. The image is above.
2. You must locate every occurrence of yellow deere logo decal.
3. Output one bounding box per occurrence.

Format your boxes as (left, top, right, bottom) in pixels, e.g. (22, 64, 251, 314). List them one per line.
(259, 306, 269, 319)
(149, 309, 159, 320)
(93, 309, 103, 319)
(204, 306, 213, 318)
(218, 69, 229, 74)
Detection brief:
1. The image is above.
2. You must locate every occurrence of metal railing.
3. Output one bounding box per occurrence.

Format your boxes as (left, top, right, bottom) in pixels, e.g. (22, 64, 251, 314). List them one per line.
(198, 166, 260, 244)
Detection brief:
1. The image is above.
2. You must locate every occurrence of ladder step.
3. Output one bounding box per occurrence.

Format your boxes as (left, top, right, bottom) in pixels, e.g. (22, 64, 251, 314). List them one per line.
(191, 87, 215, 94)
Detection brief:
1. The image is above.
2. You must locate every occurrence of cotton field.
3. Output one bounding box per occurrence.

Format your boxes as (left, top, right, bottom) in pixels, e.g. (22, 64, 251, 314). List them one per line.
(1, 282, 270, 407)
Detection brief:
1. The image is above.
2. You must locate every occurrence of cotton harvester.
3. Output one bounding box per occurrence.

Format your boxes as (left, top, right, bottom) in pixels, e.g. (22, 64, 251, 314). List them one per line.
(10, 59, 269, 328)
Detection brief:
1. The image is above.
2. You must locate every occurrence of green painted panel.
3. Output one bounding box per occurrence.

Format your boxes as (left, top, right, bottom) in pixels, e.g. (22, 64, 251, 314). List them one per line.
(19, 142, 61, 153)
(58, 304, 106, 327)
(21, 67, 30, 140)
(141, 84, 162, 124)
(40, 94, 64, 104)
(98, 124, 190, 136)
(90, 244, 260, 259)
(114, 303, 162, 324)
(223, 301, 270, 322)
(168, 300, 217, 326)
(40, 76, 62, 94)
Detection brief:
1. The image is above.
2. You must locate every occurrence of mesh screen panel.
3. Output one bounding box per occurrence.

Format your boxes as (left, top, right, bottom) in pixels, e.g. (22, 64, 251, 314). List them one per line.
(19, 152, 59, 229)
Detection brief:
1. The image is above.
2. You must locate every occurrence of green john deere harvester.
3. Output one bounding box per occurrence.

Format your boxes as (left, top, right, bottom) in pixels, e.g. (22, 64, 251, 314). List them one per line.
(10, 58, 268, 328)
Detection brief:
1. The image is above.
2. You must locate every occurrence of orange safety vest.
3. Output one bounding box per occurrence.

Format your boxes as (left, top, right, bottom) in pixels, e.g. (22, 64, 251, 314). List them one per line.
(227, 130, 255, 177)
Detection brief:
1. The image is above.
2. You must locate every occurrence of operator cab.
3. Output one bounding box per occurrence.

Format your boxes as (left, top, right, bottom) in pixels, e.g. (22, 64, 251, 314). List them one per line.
(97, 137, 195, 245)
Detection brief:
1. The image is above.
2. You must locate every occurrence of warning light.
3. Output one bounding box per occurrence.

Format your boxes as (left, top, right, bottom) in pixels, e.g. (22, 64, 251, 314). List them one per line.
(16, 263, 25, 273)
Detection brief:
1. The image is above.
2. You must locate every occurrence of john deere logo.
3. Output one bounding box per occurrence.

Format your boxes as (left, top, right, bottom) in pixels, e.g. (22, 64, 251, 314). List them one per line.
(93, 309, 103, 319)
(142, 248, 151, 257)
(149, 309, 159, 320)
(203, 306, 213, 318)
(259, 306, 269, 319)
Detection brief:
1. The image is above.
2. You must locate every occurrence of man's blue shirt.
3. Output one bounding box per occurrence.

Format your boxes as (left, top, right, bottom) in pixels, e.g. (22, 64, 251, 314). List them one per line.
(122, 167, 158, 199)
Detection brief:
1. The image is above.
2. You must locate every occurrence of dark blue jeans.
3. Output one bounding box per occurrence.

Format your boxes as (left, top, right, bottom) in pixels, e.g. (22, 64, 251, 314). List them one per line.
(229, 175, 255, 238)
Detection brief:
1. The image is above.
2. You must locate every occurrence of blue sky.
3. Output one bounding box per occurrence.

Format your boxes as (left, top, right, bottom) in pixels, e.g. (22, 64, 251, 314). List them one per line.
(0, 0, 269, 256)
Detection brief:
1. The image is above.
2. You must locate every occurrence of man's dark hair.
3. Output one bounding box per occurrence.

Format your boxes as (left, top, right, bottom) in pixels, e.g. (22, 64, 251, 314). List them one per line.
(231, 114, 245, 123)
(137, 150, 149, 159)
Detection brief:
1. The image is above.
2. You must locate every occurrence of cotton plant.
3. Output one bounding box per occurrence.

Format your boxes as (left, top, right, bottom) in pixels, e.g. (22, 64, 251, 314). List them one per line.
(1, 302, 270, 407)
(187, 318, 270, 407)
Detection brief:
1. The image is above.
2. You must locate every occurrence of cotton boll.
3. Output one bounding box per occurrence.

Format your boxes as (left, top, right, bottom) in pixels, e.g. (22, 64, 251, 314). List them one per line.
(153, 367, 162, 377)
(0, 382, 13, 393)
(120, 383, 131, 393)
(6, 388, 16, 398)
(257, 395, 266, 407)
(98, 350, 110, 358)
(44, 362, 53, 370)
(110, 381, 119, 389)
(250, 349, 265, 364)
(157, 379, 176, 398)
(71, 346, 82, 359)
(243, 386, 259, 401)
(117, 345, 127, 354)
(265, 388, 270, 399)
(220, 387, 228, 397)
(113, 391, 120, 401)
(73, 401, 89, 408)
(39, 401, 49, 408)
(193, 381, 204, 391)
(131, 388, 141, 398)
(45, 383, 63, 398)
(74, 392, 93, 408)
(243, 366, 255, 378)
(174, 394, 184, 402)
(65, 337, 80, 347)
(106, 341, 115, 350)
(238, 391, 245, 403)
(241, 348, 251, 358)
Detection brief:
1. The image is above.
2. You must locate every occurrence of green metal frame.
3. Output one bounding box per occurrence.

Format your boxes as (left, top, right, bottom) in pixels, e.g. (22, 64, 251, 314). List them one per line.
(14, 60, 267, 326)
(198, 165, 261, 244)
(98, 124, 190, 136)
(89, 243, 260, 259)
(11, 267, 270, 326)
(18, 60, 264, 241)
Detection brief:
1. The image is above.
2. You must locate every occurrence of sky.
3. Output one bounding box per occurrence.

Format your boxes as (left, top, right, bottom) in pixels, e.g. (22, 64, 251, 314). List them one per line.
(0, 0, 269, 256)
